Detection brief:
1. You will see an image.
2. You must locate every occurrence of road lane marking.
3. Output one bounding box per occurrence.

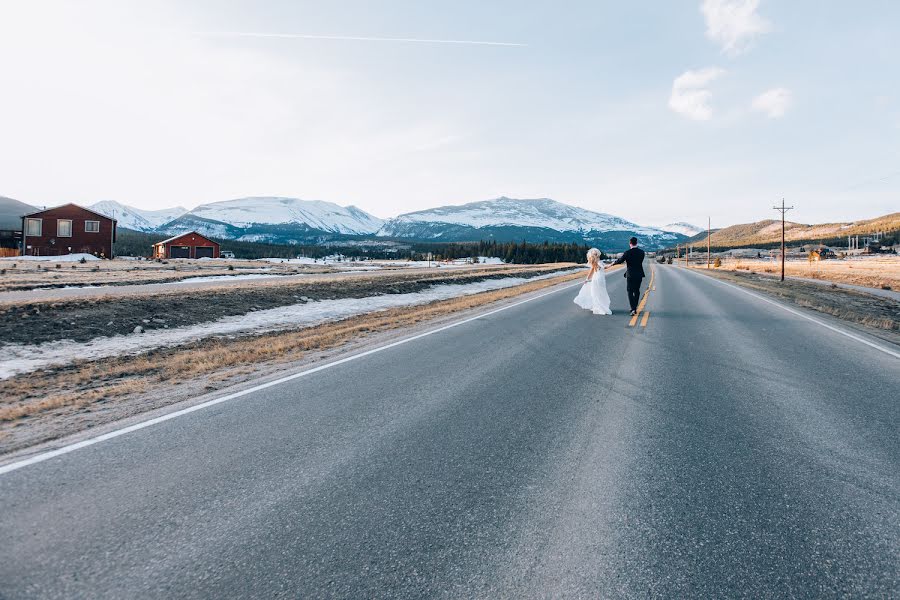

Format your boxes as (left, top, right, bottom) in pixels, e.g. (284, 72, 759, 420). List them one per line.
(640, 311, 650, 327)
(681, 267, 900, 360)
(0, 277, 591, 477)
(629, 265, 655, 327)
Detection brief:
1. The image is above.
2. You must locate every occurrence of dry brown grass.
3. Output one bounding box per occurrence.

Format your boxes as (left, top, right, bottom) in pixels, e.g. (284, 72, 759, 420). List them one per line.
(0, 269, 587, 452)
(0, 380, 149, 422)
(701, 256, 900, 290)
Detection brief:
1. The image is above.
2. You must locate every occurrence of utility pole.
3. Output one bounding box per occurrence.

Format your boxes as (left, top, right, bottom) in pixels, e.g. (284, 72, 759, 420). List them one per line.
(773, 198, 794, 282)
(707, 216, 711, 269)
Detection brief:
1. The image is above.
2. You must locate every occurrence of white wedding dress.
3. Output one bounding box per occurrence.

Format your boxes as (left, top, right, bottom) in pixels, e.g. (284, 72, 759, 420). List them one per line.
(574, 264, 612, 315)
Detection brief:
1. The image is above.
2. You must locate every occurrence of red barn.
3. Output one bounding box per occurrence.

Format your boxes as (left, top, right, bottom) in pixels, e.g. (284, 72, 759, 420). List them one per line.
(153, 231, 220, 259)
(21, 203, 117, 258)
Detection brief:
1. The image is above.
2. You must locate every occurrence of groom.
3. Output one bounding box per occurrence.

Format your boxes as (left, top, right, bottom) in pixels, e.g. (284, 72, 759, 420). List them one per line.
(612, 237, 645, 316)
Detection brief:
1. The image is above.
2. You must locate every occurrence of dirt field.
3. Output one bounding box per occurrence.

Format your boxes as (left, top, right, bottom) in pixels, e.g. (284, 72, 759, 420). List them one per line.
(0, 270, 586, 456)
(699, 255, 900, 290)
(0, 257, 436, 292)
(0, 264, 570, 346)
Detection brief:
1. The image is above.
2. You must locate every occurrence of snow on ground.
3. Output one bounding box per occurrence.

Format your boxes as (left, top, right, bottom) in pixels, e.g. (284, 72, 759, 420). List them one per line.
(0, 253, 100, 262)
(165, 274, 300, 285)
(0, 270, 577, 379)
(259, 256, 502, 269)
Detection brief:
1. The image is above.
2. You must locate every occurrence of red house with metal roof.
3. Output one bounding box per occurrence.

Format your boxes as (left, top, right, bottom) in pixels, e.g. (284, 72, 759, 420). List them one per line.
(21, 203, 117, 257)
(152, 231, 220, 259)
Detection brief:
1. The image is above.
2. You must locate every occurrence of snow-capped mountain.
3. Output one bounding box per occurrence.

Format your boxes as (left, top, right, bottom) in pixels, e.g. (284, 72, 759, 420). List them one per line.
(377, 197, 686, 249)
(186, 197, 383, 235)
(90, 197, 384, 244)
(661, 222, 704, 237)
(89, 201, 187, 232)
(74, 196, 686, 250)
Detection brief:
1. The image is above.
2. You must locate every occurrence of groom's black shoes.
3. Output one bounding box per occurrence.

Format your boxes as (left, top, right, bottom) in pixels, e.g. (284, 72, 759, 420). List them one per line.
(630, 310, 636, 316)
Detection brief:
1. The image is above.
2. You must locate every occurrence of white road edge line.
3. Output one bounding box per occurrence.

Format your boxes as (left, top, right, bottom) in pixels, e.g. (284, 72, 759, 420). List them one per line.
(0, 277, 587, 476)
(681, 267, 900, 360)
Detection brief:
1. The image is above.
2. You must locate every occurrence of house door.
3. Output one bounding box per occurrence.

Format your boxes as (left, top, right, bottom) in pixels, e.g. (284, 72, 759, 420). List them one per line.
(194, 246, 214, 259)
(170, 246, 191, 258)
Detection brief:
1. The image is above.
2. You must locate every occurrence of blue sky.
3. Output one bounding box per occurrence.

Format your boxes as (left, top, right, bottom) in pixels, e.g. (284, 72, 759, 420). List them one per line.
(0, 0, 897, 227)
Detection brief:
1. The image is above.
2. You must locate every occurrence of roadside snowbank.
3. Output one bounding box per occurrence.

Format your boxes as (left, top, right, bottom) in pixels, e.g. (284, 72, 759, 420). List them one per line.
(166, 273, 299, 285)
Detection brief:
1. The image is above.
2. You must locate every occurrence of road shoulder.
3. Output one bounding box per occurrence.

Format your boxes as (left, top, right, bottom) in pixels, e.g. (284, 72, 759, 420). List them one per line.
(679, 266, 900, 350)
(0, 272, 589, 467)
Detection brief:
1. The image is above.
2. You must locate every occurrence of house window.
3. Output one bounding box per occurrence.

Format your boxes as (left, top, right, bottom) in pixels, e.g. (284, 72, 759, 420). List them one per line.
(58, 219, 73, 237)
(85, 220, 100, 233)
(25, 218, 42, 236)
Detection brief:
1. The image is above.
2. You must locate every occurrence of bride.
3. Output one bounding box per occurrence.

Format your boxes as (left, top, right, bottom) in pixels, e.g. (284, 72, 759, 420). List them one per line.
(574, 248, 612, 315)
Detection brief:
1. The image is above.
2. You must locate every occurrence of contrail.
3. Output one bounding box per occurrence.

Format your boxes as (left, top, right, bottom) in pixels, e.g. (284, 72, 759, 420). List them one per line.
(190, 31, 527, 47)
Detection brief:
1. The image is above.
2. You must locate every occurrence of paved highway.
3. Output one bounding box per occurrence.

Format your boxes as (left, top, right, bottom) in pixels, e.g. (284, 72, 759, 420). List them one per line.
(1, 263, 898, 598)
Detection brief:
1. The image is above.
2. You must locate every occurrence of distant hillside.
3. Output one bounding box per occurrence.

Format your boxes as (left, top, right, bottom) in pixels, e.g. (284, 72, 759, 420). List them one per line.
(0, 196, 38, 230)
(679, 213, 899, 249)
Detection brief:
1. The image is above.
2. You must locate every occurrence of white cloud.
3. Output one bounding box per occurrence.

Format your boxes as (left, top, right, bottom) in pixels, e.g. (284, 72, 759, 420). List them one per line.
(751, 88, 792, 118)
(701, 0, 771, 55)
(669, 68, 726, 121)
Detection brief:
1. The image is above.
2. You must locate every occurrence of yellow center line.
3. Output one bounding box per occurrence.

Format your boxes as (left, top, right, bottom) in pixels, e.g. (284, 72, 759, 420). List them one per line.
(629, 265, 655, 327)
(640, 310, 650, 327)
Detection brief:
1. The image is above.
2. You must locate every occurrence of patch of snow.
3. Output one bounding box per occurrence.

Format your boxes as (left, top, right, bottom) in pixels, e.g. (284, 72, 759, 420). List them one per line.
(259, 257, 321, 265)
(0, 253, 100, 262)
(165, 274, 298, 284)
(0, 270, 578, 379)
(32, 285, 103, 290)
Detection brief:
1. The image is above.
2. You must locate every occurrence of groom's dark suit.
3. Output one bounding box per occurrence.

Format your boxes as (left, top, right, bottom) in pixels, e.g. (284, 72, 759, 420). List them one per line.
(613, 246, 645, 312)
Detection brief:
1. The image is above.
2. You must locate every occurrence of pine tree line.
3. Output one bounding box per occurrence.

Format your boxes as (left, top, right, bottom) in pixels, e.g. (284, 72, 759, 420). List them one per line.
(408, 240, 600, 264)
(114, 229, 599, 263)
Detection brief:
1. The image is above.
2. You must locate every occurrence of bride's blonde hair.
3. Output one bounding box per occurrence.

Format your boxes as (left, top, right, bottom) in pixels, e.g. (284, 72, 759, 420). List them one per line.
(586, 247, 601, 266)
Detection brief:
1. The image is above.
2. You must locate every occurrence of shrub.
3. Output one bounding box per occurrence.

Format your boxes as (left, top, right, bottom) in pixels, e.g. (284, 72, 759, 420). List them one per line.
(714, 257, 722, 268)
(79, 257, 87, 264)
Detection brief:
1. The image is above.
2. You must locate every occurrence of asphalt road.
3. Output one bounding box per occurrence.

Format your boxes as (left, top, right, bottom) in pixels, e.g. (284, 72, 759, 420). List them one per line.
(1, 263, 898, 598)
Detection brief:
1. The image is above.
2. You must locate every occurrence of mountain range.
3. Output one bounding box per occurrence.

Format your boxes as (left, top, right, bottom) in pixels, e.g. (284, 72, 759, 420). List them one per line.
(3, 195, 697, 250)
(79, 197, 690, 249)
(376, 197, 685, 248)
